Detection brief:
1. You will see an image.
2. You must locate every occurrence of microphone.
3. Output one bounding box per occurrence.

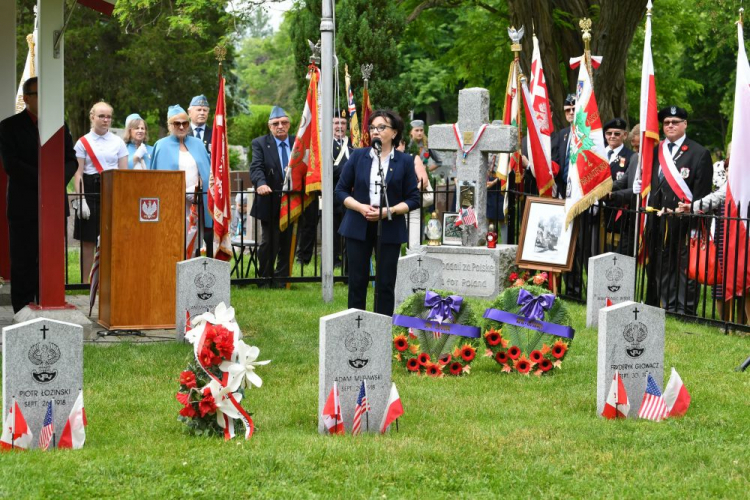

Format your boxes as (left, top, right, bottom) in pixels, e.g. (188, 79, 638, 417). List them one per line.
(372, 138, 382, 154)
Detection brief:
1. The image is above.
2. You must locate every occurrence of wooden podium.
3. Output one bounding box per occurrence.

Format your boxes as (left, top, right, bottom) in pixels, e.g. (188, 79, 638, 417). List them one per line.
(98, 170, 185, 329)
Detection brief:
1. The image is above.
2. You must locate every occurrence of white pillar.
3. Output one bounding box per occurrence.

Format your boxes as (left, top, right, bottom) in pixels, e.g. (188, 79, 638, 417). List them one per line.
(320, 0, 334, 302)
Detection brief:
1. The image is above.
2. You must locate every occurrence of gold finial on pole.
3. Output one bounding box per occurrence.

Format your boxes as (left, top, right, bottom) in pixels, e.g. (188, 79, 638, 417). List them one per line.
(579, 17, 593, 77)
(27, 34, 36, 77)
(214, 44, 227, 77)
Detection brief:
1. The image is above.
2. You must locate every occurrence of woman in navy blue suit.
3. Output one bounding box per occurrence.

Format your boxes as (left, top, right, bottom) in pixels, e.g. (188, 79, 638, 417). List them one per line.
(335, 110, 421, 315)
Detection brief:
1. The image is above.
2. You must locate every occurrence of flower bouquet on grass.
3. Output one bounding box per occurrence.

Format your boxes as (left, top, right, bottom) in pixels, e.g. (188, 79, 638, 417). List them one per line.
(176, 303, 270, 439)
(480, 285, 573, 376)
(392, 289, 480, 377)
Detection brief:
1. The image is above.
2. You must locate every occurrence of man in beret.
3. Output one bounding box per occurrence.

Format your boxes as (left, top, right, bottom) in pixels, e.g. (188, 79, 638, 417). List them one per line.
(636, 106, 712, 314)
(331, 110, 353, 267)
(407, 119, 440, 172)
(601, 118, 637, 251)
(189, 94, 212, 153)
(554, 93, 576, 197)
(249, 106, 296, 286)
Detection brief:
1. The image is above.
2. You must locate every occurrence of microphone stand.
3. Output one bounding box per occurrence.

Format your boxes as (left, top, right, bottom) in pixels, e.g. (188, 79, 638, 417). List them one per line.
(374, 146, 392, 314)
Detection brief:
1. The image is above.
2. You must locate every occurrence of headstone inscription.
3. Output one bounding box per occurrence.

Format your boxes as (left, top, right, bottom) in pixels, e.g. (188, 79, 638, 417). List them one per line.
(2, 318, 83, 449)
(597, 301, 665, 418)
(428, 87, 517, 245)
(319, 309, 392, 434)
(586, 252, 636, 328)
(394, 254, 443, 309)
(176, 257, 231, 342)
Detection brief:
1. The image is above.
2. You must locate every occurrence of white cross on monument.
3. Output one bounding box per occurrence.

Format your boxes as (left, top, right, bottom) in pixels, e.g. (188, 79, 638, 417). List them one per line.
(428, 88, 517, 246)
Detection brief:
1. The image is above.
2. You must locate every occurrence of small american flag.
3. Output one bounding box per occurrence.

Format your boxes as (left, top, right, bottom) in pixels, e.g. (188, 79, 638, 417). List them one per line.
(637, 373, 669, 422)
(455, 206, 478, 228)
(351, 381, 370, 435)
(38, 400, 54, 450)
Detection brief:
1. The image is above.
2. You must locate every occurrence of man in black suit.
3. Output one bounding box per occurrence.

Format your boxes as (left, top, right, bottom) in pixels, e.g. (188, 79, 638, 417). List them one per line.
(332, 111, 353, 267)
(554, 93, 576, 197)
(189, 94, 212, 153)
(0, 77, 77, 312)
(249, 106, 295, 285)
(642, 106, 712, 314)
(601, 118, 637, 251)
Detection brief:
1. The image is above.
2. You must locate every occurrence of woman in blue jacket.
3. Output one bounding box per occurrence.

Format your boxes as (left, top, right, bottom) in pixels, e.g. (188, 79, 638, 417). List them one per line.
(151, 105, 213, 255)
(335, 109, 420, 315)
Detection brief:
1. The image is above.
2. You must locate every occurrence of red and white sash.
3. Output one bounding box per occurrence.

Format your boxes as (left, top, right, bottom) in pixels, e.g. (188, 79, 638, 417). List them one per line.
(657, 140, 692, 202)
(79, 136, 105, 174)
(452, 123, 488, 161)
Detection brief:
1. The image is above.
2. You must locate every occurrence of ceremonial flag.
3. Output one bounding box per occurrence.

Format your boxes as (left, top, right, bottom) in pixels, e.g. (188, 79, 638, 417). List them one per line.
(352, 381, 370, 435)
(88, 237, 100, 316)
(209, 76, 232, 261)
(496, 59, 520, 199)
(322, 381, 345, 435)
(280, 64, 322, 231)
(38, 401, 54, 451)
(76, 0, 116, 16)
(637, 373, 669, 422)
(723, 20, 750, 299)
(345, 65, 361, 148)
(186, 200, 199, 257)
(663, 367, 691, 417)
(15, 20, 36, 114)
(361, 85, 373, 147)
(379, 383, 404, 433)
(455, 206, 478, 228)
(564, 59, 612, 228)
(601, 370, 630, 419)
(521, 77, 556, 197)
(58, 390, 87, 449)
(0, 400, 33, 450)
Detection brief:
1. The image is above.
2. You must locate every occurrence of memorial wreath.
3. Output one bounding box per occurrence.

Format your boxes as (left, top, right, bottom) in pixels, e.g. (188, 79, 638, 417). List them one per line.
(176, 303, 270, 439)
(392, 289, 480, 377)
(480, 285, 574, 376)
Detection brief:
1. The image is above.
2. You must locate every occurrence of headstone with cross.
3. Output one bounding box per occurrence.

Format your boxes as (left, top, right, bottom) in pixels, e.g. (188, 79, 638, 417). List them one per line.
(428, 88, 518, 246)
(318, 308, 392, 434)
(175, 257, 231, 342)
(586, 252, 635, 328)
(597, 300, 665, 418)
(2, 318, 83, 449)
(394, 254, 443, 309)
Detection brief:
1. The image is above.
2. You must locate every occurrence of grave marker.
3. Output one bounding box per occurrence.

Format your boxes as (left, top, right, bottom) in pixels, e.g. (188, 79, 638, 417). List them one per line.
(176, 257, 231, 342)
(394, 254, 443, 308)
(586, 252, 635, 328)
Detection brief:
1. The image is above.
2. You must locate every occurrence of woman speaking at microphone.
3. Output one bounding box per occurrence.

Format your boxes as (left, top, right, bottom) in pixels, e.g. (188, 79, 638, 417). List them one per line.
(335, 109, 420, 316)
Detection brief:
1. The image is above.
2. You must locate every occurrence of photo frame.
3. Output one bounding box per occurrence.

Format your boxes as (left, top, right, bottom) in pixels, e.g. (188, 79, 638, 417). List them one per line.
(442, 212, 462, 246)
(516, 197, 578, 272)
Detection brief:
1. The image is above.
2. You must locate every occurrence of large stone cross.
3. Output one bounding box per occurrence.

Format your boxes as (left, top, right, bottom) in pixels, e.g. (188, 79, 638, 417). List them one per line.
(429, 88, 517, 246)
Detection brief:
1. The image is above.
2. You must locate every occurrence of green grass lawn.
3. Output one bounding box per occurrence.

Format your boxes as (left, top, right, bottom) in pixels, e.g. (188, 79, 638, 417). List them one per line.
(1, 283, 748, 499)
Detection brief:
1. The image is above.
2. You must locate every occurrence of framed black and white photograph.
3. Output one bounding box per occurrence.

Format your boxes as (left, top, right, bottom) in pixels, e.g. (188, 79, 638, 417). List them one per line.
(516, 197, 577, 272)
(442, 212, 462, 246)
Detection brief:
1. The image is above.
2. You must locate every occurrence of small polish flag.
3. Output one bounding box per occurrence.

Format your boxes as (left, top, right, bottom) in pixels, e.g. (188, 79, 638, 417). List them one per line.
(322, 381, 345, 435)
(601, 370, 630, 419)
(58, 390, 87, 449)
(663, 367, 691, 417)
(380, 383, 404, 433)
(0, 400, 33, 450)
(606, 298, 613, 307)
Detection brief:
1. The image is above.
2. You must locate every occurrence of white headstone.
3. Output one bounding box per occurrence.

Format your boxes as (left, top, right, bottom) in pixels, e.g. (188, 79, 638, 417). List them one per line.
(597, 301, 665, 418)
(428, 88, 517, 245)
(2, 318, 83, 449)
(176, 257, 231, 342)
(586, 252, 636, 328)
(319, 309, 392, 434)
(394, 254, 443, 309)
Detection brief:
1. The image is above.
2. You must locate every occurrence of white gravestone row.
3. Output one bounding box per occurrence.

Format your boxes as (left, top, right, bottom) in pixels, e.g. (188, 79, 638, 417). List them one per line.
(586, 252, 636, 328)
(2, 318, 83, 449)
(175, 257, 231, 342)
(597, 301, 665, 418)
(318, 309, 392, 434)
(428, 87, 517, 246)
(394, 254, 443, 309)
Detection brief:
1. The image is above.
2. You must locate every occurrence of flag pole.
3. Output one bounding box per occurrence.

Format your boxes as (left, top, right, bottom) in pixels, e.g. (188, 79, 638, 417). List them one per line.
(11, 397, 15, 450)
(511, 27, 523, 185)
(580, 18, 593, 78)
(51, 399, 56, 449)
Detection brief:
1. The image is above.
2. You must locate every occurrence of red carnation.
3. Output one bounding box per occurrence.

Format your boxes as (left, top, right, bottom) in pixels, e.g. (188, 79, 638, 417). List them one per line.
(449, 361, 463, 375)
(529, 350, 543, 364)
(495, 351, 509, 365)
(508, 272, 518, 282)
(203, 324, 218, 341)
(539, 358, 553, 372)
(393, 335, 408, 352)
(407, 358, 420, 372)
(681, 145, 688, 151)
(179, 404, 197, 418)
(211, 354, 223, 366)
(417, 352, 431, 366)
(486, 330, 502, 346)
(508, 345, 521, 360)
(179, 370, 197, 389)
(460, 345, 476, 362)
(198, 394, 217, 416)
(199, 348, 214, 367)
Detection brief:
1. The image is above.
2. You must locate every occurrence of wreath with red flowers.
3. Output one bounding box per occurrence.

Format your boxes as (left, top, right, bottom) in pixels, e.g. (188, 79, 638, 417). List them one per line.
(479, 285, 572, 376)
(392, 289, 479, 377)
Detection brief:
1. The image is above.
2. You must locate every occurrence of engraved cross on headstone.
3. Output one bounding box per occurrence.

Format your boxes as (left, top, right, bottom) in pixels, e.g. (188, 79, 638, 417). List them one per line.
(429, 88, 517, 245)
(355, 315, 363, 328)
(613, 256, 618, 266)
(633, 307, 640, 320)
(40, 325, 49, 340)
(202, 260, 208, 271)
(417, 257, 423, 267)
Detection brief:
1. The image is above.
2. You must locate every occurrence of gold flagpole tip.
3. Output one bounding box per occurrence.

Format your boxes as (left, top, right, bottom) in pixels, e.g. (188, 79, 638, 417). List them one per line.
(214, 45, 227, 63)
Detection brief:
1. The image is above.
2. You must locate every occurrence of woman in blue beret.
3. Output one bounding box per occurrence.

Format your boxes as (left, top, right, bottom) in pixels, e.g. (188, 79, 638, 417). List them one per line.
(123, 113, 153, 169)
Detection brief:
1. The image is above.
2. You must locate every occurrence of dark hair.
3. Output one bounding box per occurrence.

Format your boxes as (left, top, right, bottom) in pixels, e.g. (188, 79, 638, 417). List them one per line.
(369, 109, 404, 147)
(22, 77, 37, 96)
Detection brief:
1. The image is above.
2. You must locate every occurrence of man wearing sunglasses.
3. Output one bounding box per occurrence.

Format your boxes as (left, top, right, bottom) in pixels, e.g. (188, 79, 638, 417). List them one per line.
(249, 106, 296, 286)
(601, 118, 637, 252)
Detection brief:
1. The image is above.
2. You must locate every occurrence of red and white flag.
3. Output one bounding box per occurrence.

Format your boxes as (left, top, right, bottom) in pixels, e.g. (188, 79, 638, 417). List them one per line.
(564, 57, 612, 228)
(58, 390, 87, 449)
(601, 370, 630, 419)
(605, 297, 613, 307)
(322, 381, 344, 435)
(0, 400, 33, 450)
(495, 59, 520, 212)
(663, 367, 691, 417)
(379, 383, 404, 433)
(77, 0, 116, 16)
(209, 76, 232, 261)
(723, 20, 750, 299)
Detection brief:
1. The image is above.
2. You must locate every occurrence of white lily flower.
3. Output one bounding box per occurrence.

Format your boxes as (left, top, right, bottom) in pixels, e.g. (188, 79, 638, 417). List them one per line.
(204, 379, 244, 429)
(191, 302, 236, 328)
(219, 341, 271, 392)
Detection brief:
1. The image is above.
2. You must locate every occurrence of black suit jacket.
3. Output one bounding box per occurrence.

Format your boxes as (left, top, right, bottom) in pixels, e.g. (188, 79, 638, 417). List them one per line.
(191, 125, 212, 153)
(333, 139, 354, 212)
(607, 146, 636, 182)
(0, 111, 77, 221)
(249, 133, 296, 222)
(609, 153, 640, 207)
(647, 138, 712, 210)
(555, 126, 572, 197)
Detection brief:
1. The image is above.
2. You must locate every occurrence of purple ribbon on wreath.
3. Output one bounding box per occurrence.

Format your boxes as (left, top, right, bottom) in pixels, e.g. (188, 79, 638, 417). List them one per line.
(424, 291, 462, 324)
(517, 289, 555, 321)
(482, 289, 574, 340)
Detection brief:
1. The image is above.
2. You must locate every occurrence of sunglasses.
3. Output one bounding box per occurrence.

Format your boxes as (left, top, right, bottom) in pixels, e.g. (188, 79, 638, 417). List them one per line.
(605, 131, 623, 137)
(171, 121, 190, 128)
(663, 119, 685, 126)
